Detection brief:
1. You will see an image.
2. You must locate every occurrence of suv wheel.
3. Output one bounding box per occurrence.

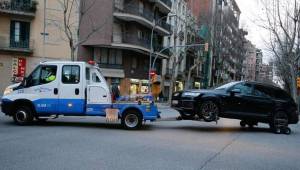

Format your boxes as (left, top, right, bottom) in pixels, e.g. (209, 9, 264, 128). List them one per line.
(270, 111, 289, 134)
(13, 106, 34, 125)
(200, 101, 219, 122)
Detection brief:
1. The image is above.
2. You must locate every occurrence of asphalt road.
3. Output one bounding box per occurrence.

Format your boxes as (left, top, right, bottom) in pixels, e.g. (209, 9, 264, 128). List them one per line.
(0, 106, 300, 170)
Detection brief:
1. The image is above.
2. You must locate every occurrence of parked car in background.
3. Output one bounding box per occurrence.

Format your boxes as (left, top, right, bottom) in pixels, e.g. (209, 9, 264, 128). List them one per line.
(171, 81, 299, 134)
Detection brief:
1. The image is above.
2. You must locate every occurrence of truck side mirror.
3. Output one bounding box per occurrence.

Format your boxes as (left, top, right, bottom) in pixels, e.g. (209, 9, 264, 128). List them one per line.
(22, 77, 28, 87)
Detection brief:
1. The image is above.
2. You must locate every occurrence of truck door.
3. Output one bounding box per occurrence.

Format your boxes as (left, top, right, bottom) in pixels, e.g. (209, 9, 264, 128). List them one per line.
(58, 64, 85, 114)
(86, 68, 111, 115)
(24, 65, 59, 115)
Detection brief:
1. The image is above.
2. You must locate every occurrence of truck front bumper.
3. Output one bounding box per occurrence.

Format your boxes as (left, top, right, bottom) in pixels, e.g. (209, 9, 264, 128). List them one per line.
(1, 99, 13, 116)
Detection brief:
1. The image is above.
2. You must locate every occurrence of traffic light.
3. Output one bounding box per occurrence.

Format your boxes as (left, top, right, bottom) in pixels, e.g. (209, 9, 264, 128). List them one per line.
(297, 77, 300, 88)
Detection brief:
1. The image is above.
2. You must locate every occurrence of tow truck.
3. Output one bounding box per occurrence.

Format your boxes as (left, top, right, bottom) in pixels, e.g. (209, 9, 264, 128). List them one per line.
(1, 61, 159, 129)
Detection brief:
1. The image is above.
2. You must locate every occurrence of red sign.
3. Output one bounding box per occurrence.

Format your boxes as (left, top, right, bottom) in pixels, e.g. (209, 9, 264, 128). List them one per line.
(18, 58, 26, 77)
(11, 57, 26, 82)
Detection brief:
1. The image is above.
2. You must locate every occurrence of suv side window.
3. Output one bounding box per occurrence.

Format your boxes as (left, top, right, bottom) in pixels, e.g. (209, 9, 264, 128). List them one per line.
(232, 83, 253, 95)
(62, 65, 80, 84)
(253, 85, 272, 98)
(274, 89, 291, 100)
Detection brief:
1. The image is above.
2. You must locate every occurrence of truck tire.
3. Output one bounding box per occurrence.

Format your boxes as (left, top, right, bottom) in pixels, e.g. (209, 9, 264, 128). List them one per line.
(121, 110, 142, 130)
(13, 106, 34, 125)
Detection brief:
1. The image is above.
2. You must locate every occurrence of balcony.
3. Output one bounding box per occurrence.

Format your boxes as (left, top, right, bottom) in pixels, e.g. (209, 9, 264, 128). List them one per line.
(112, 33, 170, 59)
(0, 36, 34, 54)
(113, 5, 171, 35)
(0, 0, 37, 18)
(150, 0, 171, 13)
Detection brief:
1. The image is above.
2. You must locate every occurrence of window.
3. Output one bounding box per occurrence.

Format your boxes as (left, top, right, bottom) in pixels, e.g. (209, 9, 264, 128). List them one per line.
(86, 67, 90, 81)
(100, 48, 108, 64)
(273, 89, 291, 100)
(40, 66, 57, 84)
(253, 85, 272, 98)
(26, 65, 57, 87)
(26, 66, 41, 87)
(92, 73, 101, 83)
(138, 1, 144, 14)
(99, 48, 122, 65)
(132, 57, 137, 69)
(10, 21, 30, 48)
(62, 65, 80, 84)
(232, 83, 252, 95)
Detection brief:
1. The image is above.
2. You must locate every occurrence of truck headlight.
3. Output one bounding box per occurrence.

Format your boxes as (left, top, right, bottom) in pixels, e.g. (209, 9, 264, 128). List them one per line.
(4, 87, 13, 95)
(182, 92, 201, 97)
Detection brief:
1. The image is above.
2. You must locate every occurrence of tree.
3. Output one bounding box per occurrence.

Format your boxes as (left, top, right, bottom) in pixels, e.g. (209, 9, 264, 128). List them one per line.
(259, 0, 300, 101)
(57, 0, 108, 61)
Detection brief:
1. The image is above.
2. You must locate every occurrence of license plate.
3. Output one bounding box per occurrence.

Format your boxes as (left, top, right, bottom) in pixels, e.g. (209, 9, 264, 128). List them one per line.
(172, 100, 179, 105)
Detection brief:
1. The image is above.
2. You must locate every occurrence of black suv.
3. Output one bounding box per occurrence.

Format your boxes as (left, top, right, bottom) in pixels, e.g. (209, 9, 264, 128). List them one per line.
(171, 81, 299, 133)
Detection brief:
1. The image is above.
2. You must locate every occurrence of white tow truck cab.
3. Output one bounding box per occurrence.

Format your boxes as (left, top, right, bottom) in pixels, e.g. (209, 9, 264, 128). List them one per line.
(1, 61, 159, 129)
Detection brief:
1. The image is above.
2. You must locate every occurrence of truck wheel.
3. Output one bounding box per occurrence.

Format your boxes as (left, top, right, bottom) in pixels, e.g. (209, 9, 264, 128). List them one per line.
(240, 120, 246, 127)
(121, 110, 142, 130)
(200, 101, 219, 122)
(270, 111, 289, 134)
(13, 106, 34, 125)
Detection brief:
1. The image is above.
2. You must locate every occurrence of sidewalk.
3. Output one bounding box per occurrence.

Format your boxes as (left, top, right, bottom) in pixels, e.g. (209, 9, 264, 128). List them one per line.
(156, 102, 171, 109)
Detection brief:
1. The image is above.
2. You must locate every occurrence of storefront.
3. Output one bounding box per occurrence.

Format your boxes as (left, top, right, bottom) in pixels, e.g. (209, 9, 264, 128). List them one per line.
(129, 79, 149, 95)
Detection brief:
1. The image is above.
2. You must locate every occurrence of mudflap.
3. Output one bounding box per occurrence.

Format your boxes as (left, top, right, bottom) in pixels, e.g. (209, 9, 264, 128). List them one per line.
(105, 108, 119, 123)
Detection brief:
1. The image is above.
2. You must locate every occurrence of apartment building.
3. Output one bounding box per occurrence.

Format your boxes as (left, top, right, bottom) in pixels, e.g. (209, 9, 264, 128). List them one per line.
(242, 40, 256, 81)
(79, 0, 172, 96)
(212, 0, 247, 85)
(162, 0, 188, 97)
(0, 0, 75, 93)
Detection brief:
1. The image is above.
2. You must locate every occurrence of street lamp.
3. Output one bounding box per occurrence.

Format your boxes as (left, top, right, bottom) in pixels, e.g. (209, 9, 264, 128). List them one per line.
(148, 14, 177, 93)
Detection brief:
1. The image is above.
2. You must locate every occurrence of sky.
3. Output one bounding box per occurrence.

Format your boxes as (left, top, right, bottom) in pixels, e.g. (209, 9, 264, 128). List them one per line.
(235, 0, 270, 63)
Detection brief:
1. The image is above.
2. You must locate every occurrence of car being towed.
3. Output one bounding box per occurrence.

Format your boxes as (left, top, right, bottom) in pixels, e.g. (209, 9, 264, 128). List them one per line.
(171, 81, 299, 134)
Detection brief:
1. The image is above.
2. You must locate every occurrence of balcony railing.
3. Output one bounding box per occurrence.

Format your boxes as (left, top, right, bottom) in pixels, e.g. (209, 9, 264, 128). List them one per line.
(0, 36, 34, 53)
(159, 0, 172, 8)
(114, 3, 171, 34)
(156, 20, 172, 32)
(112, 33, 171, 57)
(114, 5, 154, 23)
(0, 0, 37, 16)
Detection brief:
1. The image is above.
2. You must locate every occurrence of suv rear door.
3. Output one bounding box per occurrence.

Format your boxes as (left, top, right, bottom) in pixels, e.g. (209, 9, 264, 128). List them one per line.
(250, 84, 274, 117)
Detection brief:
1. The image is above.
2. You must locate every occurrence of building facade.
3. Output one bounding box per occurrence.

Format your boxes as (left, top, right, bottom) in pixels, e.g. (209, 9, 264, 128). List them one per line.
(242, 40, 256, 81)
(162, 0, 188, 98)
(79, 0, 172, 96)
(0, 0, 74, 93)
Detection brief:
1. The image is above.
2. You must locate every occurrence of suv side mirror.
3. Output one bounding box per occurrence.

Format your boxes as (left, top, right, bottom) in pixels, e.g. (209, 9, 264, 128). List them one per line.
(229, 88, 241, 96)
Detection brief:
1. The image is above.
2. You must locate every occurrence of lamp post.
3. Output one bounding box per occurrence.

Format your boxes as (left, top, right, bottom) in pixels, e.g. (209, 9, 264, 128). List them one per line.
(148, 14, 176, 93)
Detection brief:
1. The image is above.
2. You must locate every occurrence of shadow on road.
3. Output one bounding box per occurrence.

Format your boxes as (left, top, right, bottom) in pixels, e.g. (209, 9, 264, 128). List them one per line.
(167, 125, 272, 133)
(3, 120, 153, 131)
(2, 119, 277, 134)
